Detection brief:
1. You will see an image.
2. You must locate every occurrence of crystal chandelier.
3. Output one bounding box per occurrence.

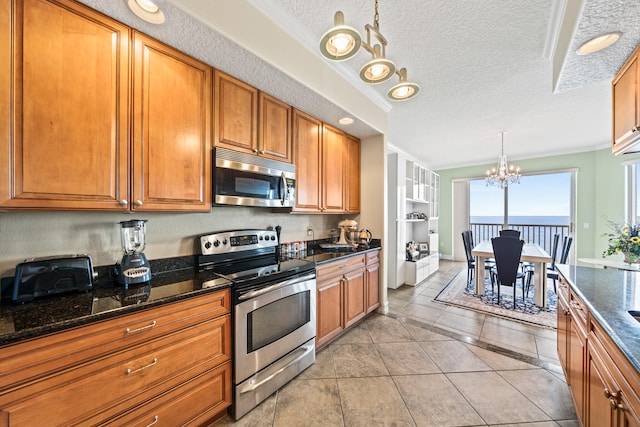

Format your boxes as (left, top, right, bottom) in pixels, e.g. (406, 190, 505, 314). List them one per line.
(486, 131, 521, 188)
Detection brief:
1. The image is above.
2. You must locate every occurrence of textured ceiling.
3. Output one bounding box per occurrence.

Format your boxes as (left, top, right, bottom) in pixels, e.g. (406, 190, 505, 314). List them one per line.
(78, 0, 640, 170)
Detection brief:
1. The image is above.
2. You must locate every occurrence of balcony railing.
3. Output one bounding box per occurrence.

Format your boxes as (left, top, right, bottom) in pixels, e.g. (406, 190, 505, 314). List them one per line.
(470, 222, 570, 255)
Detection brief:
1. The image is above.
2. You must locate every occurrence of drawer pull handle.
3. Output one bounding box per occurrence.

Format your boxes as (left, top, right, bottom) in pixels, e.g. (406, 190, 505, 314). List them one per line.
(126, 358, 157, 375)
(146, 416, 159, 427)
(125, 320, 157, 334)
(610, 398, 623, 410)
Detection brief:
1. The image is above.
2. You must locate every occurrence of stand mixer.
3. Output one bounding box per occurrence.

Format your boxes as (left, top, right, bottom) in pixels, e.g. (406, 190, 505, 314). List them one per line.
(336, 219, 358, 245)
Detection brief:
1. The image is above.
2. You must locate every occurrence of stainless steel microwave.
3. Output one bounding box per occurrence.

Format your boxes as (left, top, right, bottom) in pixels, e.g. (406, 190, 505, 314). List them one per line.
(213, 148, 296, 208)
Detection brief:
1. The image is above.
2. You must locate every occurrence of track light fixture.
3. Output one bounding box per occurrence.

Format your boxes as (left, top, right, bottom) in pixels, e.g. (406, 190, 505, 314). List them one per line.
(319, 0, 419, 100)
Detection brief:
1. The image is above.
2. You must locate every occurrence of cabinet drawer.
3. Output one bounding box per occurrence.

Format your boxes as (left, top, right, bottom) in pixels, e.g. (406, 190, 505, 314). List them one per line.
(0, 314, 230, 426)
(0, 289, 230, 391)
(316, 255, 366, 281)
(366, 250, 380, 265)
(106, 361, 232, 426)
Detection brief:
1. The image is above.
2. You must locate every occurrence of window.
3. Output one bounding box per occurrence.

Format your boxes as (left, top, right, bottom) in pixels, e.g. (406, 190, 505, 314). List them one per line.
(469, 171, 573, 254)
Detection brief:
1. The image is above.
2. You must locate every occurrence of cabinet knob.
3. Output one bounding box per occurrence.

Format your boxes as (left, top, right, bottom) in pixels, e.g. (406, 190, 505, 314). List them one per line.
(259, 150, 265, 154)
(610, 398, 623, 410)
(604, 388, 619, 399)
(135, 200, 143, 206)
(119, 199, 128, 206)
(253, 148, 259, 153)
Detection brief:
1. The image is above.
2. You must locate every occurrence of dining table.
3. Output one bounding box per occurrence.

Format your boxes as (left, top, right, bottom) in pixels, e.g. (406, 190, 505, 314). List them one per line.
(471, 240, 552, 308)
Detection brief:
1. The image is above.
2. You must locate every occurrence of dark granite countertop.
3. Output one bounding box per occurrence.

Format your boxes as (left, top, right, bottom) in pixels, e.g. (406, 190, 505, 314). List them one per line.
(0, 240, 382, 348)
(557, 264, 640, 373)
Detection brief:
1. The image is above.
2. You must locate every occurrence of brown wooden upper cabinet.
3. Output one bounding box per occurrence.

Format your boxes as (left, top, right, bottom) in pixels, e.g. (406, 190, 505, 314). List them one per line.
(344, 134, 361, 213)
(131, 32, 212, 212)
(0, 0, 129, 210)
(214, 70, 292, 162)
(259, 92, 293, 162)
(0, 0, 211, 211)
(612, 44, 640, 155)
(292, 109, 359, 213)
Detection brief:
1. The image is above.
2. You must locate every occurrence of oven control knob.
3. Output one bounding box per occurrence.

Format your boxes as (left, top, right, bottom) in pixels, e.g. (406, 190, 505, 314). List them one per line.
(204, 241, 212, 250)
(270, 235, 276, 241)
(222, 239, 228, 245)
(259, 236, 263, 240)
(213, 240, 220, 248)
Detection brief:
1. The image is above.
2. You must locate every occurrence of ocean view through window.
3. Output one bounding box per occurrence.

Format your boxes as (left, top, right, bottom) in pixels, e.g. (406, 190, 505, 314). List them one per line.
(469, 172, 572, 255)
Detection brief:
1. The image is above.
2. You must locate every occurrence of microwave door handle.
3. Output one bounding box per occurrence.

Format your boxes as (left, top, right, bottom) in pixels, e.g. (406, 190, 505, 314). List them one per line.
(280, 172, 286, 206)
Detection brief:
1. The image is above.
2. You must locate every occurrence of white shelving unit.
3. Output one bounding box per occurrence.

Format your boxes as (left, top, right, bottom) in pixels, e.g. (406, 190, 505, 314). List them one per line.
(387, 153, 440, 289)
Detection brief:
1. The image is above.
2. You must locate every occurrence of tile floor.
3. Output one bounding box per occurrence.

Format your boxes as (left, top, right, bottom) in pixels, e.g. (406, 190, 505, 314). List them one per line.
(211, 260, 578, 427)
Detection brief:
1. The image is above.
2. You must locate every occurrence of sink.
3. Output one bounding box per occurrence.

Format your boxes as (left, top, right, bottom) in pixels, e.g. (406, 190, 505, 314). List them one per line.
(628, 310, 640, 323)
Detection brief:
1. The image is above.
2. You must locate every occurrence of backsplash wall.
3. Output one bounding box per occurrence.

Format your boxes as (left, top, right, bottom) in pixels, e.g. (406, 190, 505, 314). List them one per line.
(0, 208, 355, 277)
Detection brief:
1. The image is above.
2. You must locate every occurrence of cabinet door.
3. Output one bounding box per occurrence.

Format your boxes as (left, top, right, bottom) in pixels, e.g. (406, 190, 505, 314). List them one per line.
(0, 0, 129, 210)
(344, 268, 366, 328)
(587, 344, 617, 427)
(322, 124, 345, 212)
(132, 32, 212, 212)
(259, 92, 292, 162)
(316, 276, 343, 348)
(557, 289, 570, 379)
(365, 262, 380, 313)
(214, 70, 258, 154)
(612, 53, 640, 153)
(293, 109, 322, 212)
(569, 314, 586, 421)
(344, 134, 360, 213)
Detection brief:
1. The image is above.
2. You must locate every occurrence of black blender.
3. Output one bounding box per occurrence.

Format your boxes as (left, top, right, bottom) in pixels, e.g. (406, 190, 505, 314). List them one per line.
(114, 219, 151, 287)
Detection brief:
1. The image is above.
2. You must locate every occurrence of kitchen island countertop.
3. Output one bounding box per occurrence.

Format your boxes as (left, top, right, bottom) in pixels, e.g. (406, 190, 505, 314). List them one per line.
(557, 264, 640, 373)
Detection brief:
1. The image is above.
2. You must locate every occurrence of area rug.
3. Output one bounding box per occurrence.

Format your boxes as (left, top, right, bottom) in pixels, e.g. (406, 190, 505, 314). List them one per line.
(434, 269, 557, 329)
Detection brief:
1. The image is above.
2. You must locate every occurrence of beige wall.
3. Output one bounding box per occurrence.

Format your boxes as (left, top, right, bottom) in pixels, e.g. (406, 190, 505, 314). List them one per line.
(0, 209, 348, 277)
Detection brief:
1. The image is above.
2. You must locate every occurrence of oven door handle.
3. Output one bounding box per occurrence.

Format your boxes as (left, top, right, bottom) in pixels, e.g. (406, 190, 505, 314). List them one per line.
(237, 273, 315, 301)
(238, 343, 314, 394)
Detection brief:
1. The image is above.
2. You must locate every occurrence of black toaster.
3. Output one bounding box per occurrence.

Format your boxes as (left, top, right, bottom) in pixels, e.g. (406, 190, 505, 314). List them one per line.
(8, 255, 95, 303)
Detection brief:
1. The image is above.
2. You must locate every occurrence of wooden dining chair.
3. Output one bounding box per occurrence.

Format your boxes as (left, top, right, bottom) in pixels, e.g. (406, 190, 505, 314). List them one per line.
(490, 236, 526, 309)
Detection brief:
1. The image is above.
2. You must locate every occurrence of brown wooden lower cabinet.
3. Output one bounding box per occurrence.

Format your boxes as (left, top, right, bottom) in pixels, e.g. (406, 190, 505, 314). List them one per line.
(557, 277, 640, 426)
(0, 289, 232, 426)
(316, 249, 381, 349)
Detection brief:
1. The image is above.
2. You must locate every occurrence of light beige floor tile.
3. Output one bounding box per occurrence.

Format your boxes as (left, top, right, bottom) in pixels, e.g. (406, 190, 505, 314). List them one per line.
(403, 323, 454, 342)
(330, 322, 372, 345)
(211, 393, 276, 426)
(394, 373, 485, 427)
(442, 304, 488, 321)
(536, 335, 560, 361)
(479, 338, 539, 359)
(556, 420, 581, 426)
(408, 293, 442, 308)
(330, 343, 389, 378)
(399, 302, 443, 324)
(498, 369, 577, 420)
(496, 422, 561, 427)
(433, 310, 484, 338)
(365, 314, 415, 343)
(419, 340, 492, 373)
(483, 314, 540, 335)
(272, 379, 343, 427)
(337, 377, 416, 427)
(297, 347, 335, 379)
(480, 320, 538, 354)
(463, 343, 538, 370)
(376, 342, 441, 375)
(446, 371, 552, 424)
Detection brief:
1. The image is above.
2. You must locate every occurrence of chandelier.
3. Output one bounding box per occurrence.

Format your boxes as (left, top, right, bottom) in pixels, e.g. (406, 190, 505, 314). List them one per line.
(319, 0, 419, 101)
(486, 131, 521, 188)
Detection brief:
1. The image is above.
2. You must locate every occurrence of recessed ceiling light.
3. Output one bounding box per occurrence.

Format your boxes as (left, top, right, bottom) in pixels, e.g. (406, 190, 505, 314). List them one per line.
(339, 117, 354, 125)
(577, 31, 622, 55)
(127, 0, 165, 24)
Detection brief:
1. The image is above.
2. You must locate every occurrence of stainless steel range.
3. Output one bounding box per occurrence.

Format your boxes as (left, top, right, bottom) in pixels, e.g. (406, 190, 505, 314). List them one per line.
(197, 229, 316, 420)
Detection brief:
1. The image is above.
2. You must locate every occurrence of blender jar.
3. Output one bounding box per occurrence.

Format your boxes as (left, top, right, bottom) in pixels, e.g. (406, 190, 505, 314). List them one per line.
(120, 219, 147, 254)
